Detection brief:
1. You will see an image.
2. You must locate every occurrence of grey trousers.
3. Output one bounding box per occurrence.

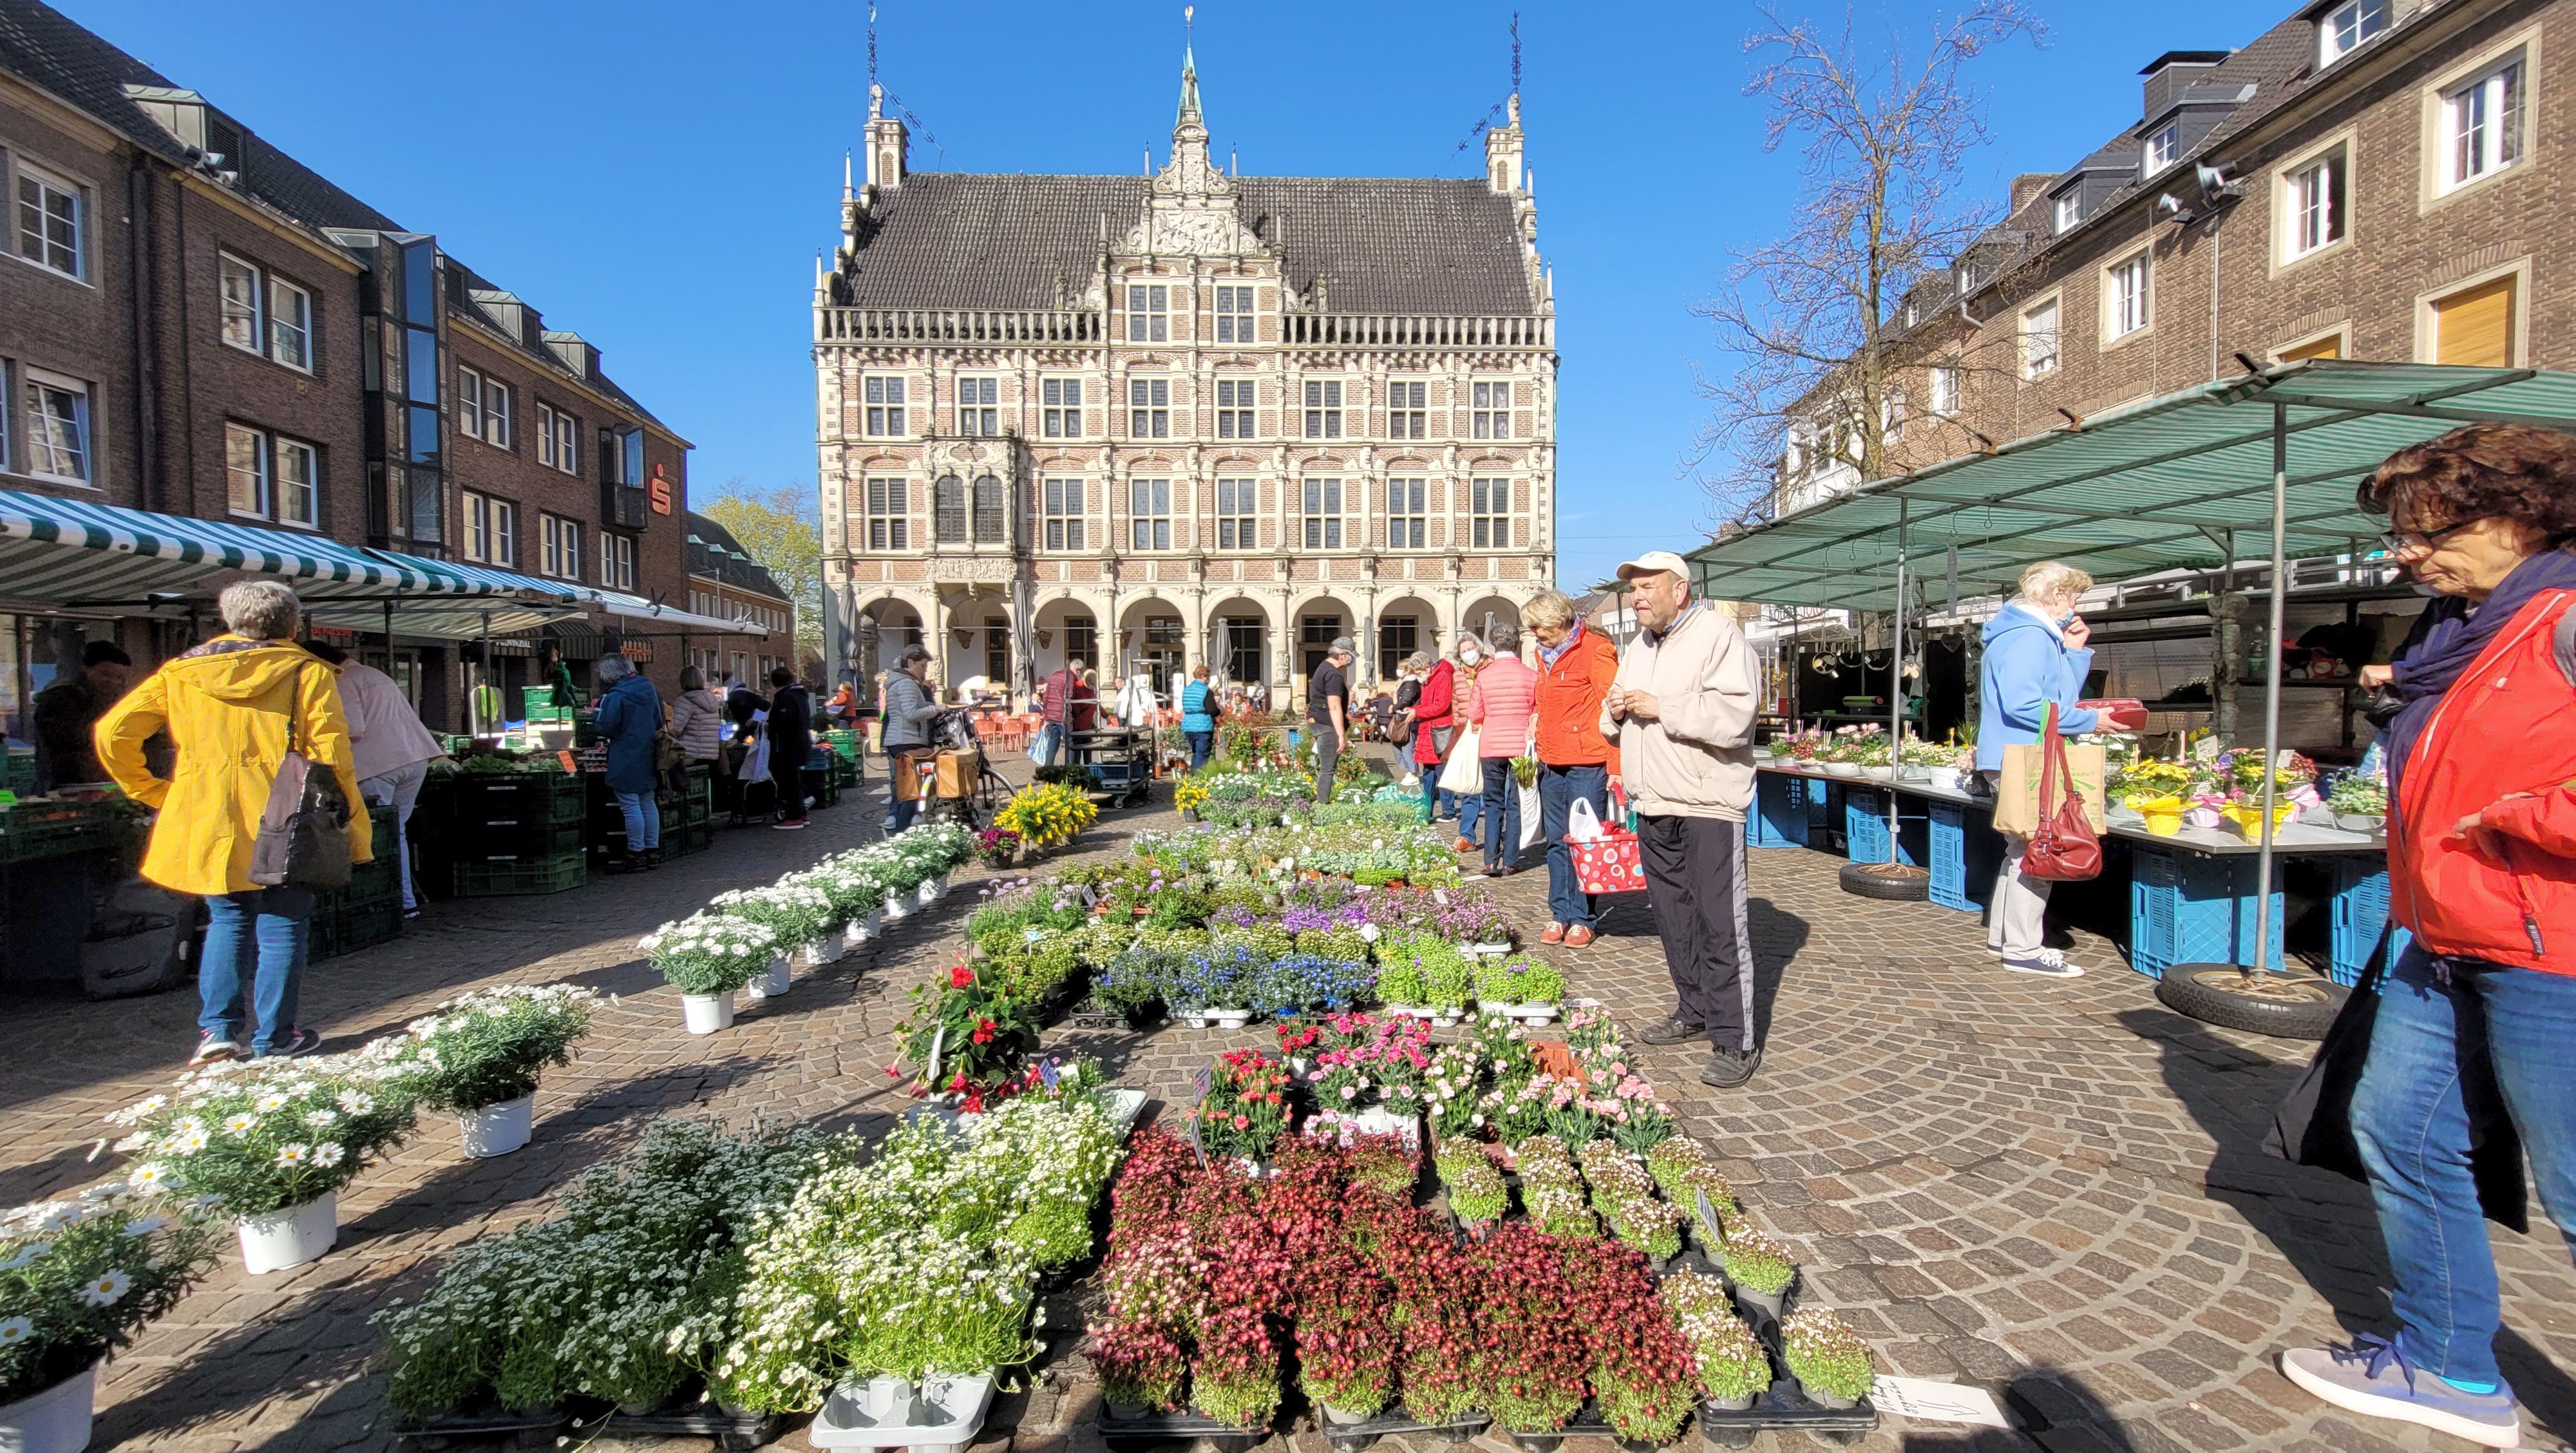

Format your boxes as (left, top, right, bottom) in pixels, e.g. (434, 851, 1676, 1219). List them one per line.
(1312, 729, 1340, 803)
(1638, 813, 1757, 1053)
(1978, 769, 2054, 956)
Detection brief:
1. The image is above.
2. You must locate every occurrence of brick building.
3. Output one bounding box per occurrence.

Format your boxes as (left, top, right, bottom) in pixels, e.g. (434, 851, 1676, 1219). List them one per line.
(0, 0, 745, 733)
(683, 509, 798, 688)
(1785, 0, 2573, 502)
(814, 50, 1559, 708)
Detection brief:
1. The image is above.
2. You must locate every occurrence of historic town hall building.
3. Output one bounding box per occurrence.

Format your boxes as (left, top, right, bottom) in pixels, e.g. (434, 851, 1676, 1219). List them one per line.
(813, 50, 1557, 706)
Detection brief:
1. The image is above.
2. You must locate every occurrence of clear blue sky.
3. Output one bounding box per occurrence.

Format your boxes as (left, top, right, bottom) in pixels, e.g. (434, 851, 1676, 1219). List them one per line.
(75, 0, 2273, 590)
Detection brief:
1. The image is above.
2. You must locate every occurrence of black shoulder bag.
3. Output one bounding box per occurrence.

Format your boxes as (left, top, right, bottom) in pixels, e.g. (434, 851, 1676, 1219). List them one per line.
(247, 664, 354, 891)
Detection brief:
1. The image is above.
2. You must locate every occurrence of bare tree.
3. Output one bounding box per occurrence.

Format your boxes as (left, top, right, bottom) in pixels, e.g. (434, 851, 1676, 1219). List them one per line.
(1690, 2, 2044, 521)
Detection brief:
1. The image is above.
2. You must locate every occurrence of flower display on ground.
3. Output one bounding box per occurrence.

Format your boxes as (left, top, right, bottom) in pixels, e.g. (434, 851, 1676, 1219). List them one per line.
(994, 782, 1097, 850)
(639, 913, 781, 996)
(106, 1056, 417, 1217)
(374, 982, 598, 1114)
(1779, 1307, 1877, 1403)
(0, 1182, 218, 1404)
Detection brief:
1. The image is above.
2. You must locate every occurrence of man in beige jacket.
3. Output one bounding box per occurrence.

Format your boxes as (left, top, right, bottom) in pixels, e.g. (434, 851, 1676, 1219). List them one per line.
(1600, 551, 1765, 1087)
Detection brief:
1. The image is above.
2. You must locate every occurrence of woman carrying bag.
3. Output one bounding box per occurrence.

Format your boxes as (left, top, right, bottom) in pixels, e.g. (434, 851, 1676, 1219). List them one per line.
(1975, 562, 2103, 980)
(1412, 645, 1457, 824)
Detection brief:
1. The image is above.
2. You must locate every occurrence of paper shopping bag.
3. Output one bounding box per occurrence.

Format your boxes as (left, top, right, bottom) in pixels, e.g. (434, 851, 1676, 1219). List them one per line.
(1994, 738, 2106, 835)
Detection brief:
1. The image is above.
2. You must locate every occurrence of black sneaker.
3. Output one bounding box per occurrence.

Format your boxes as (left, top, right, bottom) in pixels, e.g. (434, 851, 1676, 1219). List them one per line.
(1700, 1046, 1763, 1088)
(263, 1028, 322, 1059)
(1638, 1015, 1705, 1047)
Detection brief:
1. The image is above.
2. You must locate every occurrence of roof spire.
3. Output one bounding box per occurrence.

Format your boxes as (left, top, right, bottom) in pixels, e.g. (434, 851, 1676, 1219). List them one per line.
(1177, 6, 1204, 131)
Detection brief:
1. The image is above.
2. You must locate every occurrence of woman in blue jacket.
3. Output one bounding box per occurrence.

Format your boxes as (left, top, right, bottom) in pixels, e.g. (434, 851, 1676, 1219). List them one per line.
(1180, 663, 1217, 770)
(1976, 562, 2101, 979)
(592, 655, 665, 871)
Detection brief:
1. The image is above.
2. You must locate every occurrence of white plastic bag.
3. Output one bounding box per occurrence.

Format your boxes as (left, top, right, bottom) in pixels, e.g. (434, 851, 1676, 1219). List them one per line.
(1518, 783, 1543, 850)
(1436, 725, 1484, 795)
(1565, 795, 1607, 843)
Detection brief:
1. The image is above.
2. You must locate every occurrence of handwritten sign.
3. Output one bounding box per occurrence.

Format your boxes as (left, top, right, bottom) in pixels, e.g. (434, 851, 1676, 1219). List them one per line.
(1868, 1377, 2009, 1429)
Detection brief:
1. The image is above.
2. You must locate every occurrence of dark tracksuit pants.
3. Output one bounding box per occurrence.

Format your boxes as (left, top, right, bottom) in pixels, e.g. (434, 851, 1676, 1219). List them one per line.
(1637, 813, 1757, 1054)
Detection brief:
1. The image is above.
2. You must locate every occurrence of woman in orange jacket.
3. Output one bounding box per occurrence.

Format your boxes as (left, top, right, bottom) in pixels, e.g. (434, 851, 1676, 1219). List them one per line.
(2278, 424, 2576, 1448)
(1524, 591, 1622, 945)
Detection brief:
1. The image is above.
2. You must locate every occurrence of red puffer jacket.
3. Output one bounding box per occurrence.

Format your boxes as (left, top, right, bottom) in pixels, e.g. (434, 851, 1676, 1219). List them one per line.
(1412, 661, 1455, 766)
(2391, 589, 2576, 974)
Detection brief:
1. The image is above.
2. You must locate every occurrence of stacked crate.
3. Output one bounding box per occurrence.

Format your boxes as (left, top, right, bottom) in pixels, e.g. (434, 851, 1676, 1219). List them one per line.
(668, 761, 716, 857)
(448, 771, 589, 896)
(313, 803, 402, 960)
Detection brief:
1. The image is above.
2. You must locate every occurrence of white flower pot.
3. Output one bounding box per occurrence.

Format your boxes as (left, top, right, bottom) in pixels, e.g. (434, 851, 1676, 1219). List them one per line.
(810, 1370, 996, 1450)
(1927, 768, 1962, 792)
(882, 893, 913, 922)
(848, 911, 882, 943)
(929, 872, 952, 899)
(0, 1362, 96, 1453)
(682, 991, 737, 1035)
(745, 957, 793, 1000)
(1207, 1007, 1251, 1030)
(236, 1191, 337, 1275)
(804, 936, 846, 967)
(916, 878, 941, 907)
(1464, 942, 1512, 958)
(458, 1094, 534, 1158)
(1429, 1012, 1462, 1029)
(1179, 1010, 1211, 1029)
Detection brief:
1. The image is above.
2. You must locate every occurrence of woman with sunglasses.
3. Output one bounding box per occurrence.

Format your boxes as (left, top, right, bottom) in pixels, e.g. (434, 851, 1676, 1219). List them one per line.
(2278, 423, 2576, 1449)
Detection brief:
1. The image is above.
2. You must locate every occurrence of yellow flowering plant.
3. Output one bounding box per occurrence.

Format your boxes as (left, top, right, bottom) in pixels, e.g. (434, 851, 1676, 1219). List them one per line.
(996, 782, 1099, 850)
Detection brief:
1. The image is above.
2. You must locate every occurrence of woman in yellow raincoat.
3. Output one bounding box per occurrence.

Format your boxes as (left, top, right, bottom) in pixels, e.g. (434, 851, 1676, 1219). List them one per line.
(96, 581, 370, 1063)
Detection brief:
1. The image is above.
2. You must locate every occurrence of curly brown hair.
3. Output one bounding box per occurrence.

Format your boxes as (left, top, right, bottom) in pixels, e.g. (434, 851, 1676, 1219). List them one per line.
(2358, 423, 2576, 543)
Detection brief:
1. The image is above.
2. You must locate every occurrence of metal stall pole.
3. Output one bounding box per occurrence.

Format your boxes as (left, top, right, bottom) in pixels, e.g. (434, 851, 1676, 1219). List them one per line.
(1888, 499, 1908, 855)
(2248, 403, 2289, 978)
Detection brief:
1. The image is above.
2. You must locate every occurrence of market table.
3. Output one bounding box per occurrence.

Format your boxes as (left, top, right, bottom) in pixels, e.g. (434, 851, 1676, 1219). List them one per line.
(1749, 763, 2400, 982)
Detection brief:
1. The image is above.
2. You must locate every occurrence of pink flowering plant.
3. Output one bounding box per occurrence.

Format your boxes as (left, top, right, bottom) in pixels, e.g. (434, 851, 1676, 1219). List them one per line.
(1302, 1013, 1432, 1117)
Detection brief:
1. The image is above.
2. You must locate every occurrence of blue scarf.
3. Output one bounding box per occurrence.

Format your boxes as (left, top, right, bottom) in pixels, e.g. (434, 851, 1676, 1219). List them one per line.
(1537, 622, 1586, 670)
(2383, 547, 2576, 794)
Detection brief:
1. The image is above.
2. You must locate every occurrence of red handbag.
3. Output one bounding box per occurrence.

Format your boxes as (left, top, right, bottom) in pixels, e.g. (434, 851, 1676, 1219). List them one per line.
(2022, 703, 2104, 882)
(1568, 784, 1647, 895)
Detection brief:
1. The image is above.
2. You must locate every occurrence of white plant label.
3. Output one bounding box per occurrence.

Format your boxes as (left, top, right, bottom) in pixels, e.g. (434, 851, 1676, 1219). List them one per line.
(1868, 1377, 2009, 1428)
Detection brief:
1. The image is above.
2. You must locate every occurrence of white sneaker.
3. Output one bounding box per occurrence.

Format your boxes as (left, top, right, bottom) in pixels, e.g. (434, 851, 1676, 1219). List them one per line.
(1400, 774, 1420, 788)
(2000, 949, 2084, 978)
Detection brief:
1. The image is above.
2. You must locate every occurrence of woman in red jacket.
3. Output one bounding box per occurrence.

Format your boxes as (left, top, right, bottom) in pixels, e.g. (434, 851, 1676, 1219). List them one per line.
(2278, 424, 2576, 1450)
(1412, 647, 1456, 825)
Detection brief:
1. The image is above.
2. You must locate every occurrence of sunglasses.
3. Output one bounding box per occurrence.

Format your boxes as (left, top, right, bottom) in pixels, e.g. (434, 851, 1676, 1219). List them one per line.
(2378, 518, 2480, 556)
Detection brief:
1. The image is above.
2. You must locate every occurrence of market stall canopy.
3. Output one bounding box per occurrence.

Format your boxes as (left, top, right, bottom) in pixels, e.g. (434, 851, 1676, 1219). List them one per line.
(1687, 360, 2576, 612)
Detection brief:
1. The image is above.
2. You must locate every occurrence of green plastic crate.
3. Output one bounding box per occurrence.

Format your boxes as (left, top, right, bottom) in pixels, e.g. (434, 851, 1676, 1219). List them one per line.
(4, 752, 36, 796)
(453, 772, 587, 828)
(450, 851, 587, 897)
(824, 728, 861, 763)
(0, 798, 123, 865)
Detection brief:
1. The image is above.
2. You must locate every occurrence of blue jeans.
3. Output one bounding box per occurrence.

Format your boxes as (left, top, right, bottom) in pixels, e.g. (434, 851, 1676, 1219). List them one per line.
(1186, 731, 1213, 770)
(615, 790, 662, 851)
(1479, 759, 1521, 869)
(2351, 944, 2576, 1387)
(1441, 788, 1462, 823)
(1539, 763, 1611, 929)
(199, 889, 313, 1054)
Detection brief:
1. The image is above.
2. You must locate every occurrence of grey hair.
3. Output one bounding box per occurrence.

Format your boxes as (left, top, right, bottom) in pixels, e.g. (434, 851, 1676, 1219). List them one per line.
(218, 580, 300, 640)
(1483, 617, 1522, 652)
(1454, 632, 1487, 658)
(1403, 651, 1434, 673)
(595, 654, 636, 682)
(1521, 591, 1577, 629)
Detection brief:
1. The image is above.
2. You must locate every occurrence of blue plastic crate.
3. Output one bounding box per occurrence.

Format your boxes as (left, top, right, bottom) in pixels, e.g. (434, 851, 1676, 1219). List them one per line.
(1750, 773, 1808, 848)
(1842, 786, 1924, 866)
(2126, 840, 2285, 978)
(1806, 779, 1842, 853)
(2328, 855, 2412, 987)
(1927, 800, 2006, 914)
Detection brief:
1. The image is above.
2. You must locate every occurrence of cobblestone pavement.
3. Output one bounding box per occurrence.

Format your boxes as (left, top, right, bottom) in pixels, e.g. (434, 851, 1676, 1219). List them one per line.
(5, 766, 2572, 1453)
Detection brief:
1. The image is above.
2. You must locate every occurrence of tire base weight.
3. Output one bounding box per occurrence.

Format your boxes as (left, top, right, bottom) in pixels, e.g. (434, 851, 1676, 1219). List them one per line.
(2154, 963, 2346, 1040)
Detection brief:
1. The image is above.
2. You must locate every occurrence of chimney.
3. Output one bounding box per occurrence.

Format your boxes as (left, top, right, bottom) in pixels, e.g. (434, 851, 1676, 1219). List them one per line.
(2139, 50, 2230, 122)
(2008, 173, 2056, 214)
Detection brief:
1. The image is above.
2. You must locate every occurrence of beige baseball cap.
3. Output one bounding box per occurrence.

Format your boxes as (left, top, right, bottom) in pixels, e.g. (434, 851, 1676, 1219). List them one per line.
(1615, 549, 1691, 582)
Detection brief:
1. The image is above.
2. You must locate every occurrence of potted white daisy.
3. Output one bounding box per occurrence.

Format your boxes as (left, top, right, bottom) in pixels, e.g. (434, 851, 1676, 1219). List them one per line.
(103, 1056, 417, 1275)
(369, 983, 598, 1158)
(0, 1182, 218, 1453)
(641, 913, 781, 1034)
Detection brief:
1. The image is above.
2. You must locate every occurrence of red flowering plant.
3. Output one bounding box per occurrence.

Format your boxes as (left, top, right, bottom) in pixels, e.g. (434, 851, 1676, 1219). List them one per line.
(1191, 1050, 1294, 1164)
(1188, 1297, 1281, 1427)
(889, 961, 1037, 1101)
(1342, 1133, 1420, 1198)
(1365, 1204, 1483, 1423)
(1466, 1224, 1590, 1432)
(1294, 1246, 1398, 1420)
(1086, 1317, 1188, 1413)
(1564, 1242, 1700, 1443)
(1106, 1128, 1202, 1251)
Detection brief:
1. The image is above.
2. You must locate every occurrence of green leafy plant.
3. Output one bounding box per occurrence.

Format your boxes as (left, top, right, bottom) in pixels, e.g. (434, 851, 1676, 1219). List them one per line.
(379, 983, 597, 1114)
(107, 1055, 418, 1216)
(0, 1183, 219, 1403)
(1658, 1268, 1770, 1403)
(641, 913, 781, 996)
(1780, 1307, 1876, 1403)
(1721, 1226, 1796, 1297)
(1435, 1143, 1508, 1226)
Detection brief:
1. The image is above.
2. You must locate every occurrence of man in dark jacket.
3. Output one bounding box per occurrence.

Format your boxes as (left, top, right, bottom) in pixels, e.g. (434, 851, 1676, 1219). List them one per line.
(767, 667, 814, 829)
(33, 640, 131, 788)
(592, 656, 665, 869)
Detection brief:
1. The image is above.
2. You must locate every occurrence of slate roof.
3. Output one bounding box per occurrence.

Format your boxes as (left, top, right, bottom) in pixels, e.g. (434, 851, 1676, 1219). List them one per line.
(686, 513, 791, 603)
(844, 171, 1538, 316)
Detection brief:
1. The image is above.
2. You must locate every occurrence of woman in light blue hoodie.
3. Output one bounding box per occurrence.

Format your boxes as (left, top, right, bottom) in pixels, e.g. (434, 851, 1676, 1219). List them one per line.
(1977, 562, 2101, 979)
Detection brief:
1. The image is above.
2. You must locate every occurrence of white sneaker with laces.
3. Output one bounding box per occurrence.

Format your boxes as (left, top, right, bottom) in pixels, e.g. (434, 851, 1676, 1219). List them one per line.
(2000, 949, 2085, 978)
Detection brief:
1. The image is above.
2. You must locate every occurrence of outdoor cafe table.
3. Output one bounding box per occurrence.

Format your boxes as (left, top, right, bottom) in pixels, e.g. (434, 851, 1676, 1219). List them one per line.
(1748, 763, 2398, 983)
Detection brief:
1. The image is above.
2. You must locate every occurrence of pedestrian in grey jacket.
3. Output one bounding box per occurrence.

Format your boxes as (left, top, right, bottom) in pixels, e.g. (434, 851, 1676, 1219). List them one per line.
(881, 645, 942, 832)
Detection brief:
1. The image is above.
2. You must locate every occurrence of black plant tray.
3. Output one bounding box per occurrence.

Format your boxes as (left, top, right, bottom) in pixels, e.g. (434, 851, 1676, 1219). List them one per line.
(569, 1395, 782, 1451)
(390, 1404, 565, 1448)
(1317, 1405, 1489, 1452)
(1096, 1409, 1271, 1451)
(1692, 1253, 1879, 1447)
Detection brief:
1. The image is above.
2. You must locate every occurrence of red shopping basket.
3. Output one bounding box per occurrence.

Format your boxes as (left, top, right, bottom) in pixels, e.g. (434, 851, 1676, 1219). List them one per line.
(1569, 787, 1647, 895)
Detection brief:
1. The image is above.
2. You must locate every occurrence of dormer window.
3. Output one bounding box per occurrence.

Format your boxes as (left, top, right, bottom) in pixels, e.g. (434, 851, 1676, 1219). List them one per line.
(2318, 0, 2387, 66)
(2053, 193, 2081, 234)
(1903, 300, 1920, 329)
(2144, 120, 2181, 175)
(1957, 261, 1981, 294)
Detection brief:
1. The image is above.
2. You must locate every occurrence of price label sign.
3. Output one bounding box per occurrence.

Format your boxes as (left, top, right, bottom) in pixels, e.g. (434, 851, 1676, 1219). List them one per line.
(922, 1025, 946, 1093)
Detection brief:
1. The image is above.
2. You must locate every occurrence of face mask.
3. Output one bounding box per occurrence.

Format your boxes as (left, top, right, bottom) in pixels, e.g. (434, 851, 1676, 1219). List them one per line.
(1460, 650, 1481, 665)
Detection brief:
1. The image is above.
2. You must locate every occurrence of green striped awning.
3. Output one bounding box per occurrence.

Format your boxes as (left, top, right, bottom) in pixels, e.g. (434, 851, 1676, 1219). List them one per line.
(0, 489, 445, 607)
(1687, 359, 2576, 611)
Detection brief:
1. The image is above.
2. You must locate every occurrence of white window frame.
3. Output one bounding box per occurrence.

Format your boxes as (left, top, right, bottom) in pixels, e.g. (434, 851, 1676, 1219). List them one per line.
(863, 477, 909, 551)
(1300, 478, 1343, 549)
(1128, 478, 1171, 551)
(1303, 379, 1343, 440)
(2439, 55, 2527, 193)
(269, 276, 312, 372)
(1215, 477, 1257, 549)
(1126, 283, 1169, 343)
(2282, 145, 2349, 261)
(2143, 120, 2181, 176)
(225, 423, 272, 519)
(1468, 477, 1511, 550)
(864, 375, 908, 436)
(1386, 477, 1428, 549)
(276, 436, 319, 526)
(1213, 283, 1253, 343)
(1388, 381, 1427, 440)
(14, 160, 84, 281)
(481, 376, 512, 448)
(601, 532, 636, 591)
(1929, 365, 1960, 417)
(1880, 388, 1908, 443)
(1215, 378, 1255, 438)
(219, 253, 265, 356)
(1041, 377, 1083, 437)
(1042, 477, 1087, 551)
(541, 514, 582, 580)
(463, 490, 491, 562)
(1471, 380, 1511, 439)
(2105, 252, 2150, 341)
(24, 369, 93, 486)
(2318, 0, 2387, 66)
(549, 406, 580, 475)
(1128, 377, 1170, 439)
(457, 366, 484, 441)
(2052, 193, 2081, 234)
(536, 402, 558, 468)
(955, 375, 1000, 436)
(2021, 295, 2062, 378)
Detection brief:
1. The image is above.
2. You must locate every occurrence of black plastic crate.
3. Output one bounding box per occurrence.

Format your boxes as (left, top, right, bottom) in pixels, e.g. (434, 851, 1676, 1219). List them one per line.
(450, 851, 587, 897)
(449, 772, 585, 827)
